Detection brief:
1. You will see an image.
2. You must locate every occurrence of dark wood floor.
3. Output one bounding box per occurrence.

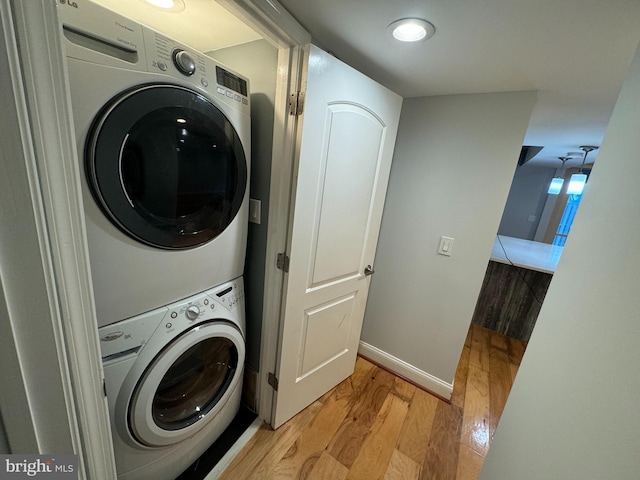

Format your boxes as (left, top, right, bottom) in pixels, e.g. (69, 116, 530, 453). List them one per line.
(219, 324, 526, 479)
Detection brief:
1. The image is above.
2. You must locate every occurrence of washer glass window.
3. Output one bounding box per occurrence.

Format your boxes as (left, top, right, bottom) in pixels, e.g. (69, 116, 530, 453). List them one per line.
(152, 337, 238, 430)
(86, 85, 247, 249)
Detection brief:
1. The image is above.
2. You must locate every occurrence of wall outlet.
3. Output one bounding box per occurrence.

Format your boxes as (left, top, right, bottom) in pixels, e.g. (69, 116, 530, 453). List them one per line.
(249, 198, 261, 224)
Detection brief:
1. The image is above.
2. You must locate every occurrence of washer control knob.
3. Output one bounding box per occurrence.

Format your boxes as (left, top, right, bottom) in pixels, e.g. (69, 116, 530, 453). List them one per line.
(186, 305, 200, 320)
(172, 49, 196, 76)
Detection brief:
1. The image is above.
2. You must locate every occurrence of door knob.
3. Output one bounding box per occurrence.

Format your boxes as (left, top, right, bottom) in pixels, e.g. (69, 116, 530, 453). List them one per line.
(364, 265, 375, 276)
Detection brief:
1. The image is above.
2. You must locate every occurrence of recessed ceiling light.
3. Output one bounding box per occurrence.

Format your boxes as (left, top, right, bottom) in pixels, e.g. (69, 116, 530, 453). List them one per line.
(146, 0, 174, 8)
(142, 0, 185, 12)
(388, 18, 435, 42)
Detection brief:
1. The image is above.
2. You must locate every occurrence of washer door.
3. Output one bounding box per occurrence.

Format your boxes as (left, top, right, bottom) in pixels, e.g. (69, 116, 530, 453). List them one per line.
(86, 84, 248, 249)
(129, 322, 245, 447)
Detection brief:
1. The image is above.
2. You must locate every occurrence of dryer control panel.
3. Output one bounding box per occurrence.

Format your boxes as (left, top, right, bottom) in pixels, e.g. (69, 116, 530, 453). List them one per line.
(142, 28, 250, 115)
(60, 0, 250, 116)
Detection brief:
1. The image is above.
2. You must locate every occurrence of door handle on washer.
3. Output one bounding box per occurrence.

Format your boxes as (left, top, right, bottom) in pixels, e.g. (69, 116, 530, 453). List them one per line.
(364, 265, 375, 276)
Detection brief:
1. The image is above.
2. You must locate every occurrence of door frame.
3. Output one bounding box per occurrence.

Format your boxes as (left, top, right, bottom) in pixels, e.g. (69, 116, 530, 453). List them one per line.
(1, 0, 308, 476)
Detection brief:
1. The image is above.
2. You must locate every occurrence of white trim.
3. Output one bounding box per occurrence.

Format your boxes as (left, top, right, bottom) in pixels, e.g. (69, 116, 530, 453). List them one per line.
(217, 0, 311, 48)
(0, 1, 41, 453)
(257, 43, 309, 425)
(203, 417, 263, 480)
(358, 341, 453, 400)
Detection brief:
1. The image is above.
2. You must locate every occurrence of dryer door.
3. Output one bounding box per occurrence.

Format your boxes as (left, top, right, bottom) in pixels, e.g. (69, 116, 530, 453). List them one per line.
(129, 322, 245, 447)
(86, 84, 248, 249)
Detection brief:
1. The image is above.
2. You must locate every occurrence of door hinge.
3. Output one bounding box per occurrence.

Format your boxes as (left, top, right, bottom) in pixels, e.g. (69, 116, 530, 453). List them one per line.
(288, 91, 304, 116)
(267, 372, 279, 391)
(276, 252, 290, 272)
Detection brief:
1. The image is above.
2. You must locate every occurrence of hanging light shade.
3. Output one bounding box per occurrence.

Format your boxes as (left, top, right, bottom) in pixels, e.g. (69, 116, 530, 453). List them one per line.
(566, 173, 587, 195)
(567, 146, 597, 195)
(547, 156, 571, 195)
(547, 177, 564, 194)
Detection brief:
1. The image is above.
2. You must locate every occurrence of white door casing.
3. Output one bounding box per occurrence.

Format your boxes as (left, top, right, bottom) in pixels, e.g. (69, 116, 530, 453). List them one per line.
(273, 45, 402, 428)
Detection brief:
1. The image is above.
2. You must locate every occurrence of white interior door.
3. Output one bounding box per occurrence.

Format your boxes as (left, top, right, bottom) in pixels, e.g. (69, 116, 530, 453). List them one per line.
(272, 45, 402, 428)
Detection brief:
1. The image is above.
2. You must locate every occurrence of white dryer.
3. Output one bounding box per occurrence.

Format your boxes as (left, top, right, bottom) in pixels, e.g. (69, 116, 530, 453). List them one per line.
(99, 277, 245, 480)
(60, 1, 251, 327)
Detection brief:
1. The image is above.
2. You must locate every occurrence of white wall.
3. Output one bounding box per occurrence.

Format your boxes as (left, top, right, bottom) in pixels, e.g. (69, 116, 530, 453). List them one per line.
(207, 40, 278, 370)
(480, 43, 640, 479)
(361, 91, 536, 393)
(497, 164, 555, 240)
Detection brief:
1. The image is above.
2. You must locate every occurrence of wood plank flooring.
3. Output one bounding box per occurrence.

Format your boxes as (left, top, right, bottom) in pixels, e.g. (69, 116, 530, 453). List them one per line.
(219, 324, 526, 480)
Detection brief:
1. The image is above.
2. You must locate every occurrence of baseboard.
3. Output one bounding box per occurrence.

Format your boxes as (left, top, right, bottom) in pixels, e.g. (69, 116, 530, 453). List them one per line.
(358, 341, 453, 400)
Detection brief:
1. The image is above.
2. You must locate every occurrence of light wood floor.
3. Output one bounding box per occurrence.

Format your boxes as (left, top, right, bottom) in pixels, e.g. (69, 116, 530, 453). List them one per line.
(219, 324, 526, 480)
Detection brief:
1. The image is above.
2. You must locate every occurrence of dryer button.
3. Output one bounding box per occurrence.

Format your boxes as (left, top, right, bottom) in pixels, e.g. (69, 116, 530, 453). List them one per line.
(173, 49, 196, 76)
(157, 61, 168, 72)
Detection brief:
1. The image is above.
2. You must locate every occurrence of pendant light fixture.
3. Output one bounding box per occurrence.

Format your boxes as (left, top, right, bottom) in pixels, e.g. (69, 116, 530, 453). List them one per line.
(547, 156, 571, 194)
(567, 146, 598, 195)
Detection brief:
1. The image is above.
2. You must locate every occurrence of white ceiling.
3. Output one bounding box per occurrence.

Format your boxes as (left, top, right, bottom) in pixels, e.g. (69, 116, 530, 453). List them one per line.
(277, 0, 640, 168)
(93, 0, 640, 168)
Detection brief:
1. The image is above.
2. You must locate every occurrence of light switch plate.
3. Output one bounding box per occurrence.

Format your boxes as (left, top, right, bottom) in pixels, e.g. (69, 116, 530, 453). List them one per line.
(438, 236, 454, 256)
(249, 198, 261, 224)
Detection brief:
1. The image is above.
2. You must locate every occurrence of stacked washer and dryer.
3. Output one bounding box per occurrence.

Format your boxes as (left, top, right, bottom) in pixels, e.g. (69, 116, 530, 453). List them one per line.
(61, 2, 251, 479)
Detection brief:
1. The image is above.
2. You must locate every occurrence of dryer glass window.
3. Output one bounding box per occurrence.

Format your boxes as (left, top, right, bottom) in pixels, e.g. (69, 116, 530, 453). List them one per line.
(86, 85, 247, 249)
(152, 337, 238, 430)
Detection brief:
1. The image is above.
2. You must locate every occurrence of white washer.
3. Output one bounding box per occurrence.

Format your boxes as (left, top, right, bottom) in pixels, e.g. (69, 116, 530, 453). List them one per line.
(99, 277, 246, 480)
(60, 1, 251, 327)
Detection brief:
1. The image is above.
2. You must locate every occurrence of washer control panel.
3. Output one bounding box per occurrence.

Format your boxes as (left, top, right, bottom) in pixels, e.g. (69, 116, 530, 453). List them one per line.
(99, 278, 245, 360)
(168, 297, 210, 325)
(210, 280, 244, 311)
(163, 279, 244, 334)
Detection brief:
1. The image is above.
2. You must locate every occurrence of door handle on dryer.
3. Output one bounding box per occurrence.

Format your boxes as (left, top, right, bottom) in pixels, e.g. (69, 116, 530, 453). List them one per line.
(364, 265, 375, 276)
